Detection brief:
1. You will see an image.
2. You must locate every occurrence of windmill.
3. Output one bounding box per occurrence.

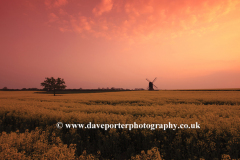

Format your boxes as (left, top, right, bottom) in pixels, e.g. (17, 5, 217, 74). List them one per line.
(146, 77, 158, 90)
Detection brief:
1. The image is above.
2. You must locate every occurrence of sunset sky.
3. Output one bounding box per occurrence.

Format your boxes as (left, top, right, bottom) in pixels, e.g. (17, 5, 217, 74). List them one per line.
(1, 0, 240, 89)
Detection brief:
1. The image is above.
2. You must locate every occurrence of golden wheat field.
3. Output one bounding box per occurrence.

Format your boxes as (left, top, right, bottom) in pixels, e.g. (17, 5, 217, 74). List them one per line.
(0, 91, 239, 159)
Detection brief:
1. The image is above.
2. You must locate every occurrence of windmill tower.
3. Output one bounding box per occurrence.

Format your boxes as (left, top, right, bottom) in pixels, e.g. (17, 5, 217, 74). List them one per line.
(146, 77, 158, 90)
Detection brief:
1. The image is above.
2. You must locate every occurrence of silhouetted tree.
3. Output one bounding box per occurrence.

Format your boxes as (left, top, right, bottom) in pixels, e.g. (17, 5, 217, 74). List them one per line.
(2, 87, 8, 91)
(41, 77, 66, 96)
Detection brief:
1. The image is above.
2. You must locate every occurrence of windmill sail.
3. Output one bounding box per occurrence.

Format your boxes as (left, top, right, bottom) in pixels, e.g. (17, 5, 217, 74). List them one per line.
(146, 77, 158, 90)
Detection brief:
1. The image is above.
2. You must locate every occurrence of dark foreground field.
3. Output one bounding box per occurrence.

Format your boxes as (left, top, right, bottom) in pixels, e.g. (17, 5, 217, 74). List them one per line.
(0, 91, 239, 159)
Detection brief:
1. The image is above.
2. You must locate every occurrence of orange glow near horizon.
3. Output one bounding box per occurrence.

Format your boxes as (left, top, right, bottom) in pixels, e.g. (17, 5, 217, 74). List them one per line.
(0, 0, 240, 89)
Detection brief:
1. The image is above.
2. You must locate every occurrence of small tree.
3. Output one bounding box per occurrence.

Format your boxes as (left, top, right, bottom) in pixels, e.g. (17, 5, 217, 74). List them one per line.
(2, 87, 8, 91)
(41, 77, 66, 96)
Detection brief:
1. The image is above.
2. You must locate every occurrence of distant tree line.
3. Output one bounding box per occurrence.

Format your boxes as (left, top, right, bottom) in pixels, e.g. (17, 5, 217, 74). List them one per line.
(1, 87, 144, 92)
(1, 87, 42, 91)
(1, 77, 146, 94)
(0, 87, 138, 91)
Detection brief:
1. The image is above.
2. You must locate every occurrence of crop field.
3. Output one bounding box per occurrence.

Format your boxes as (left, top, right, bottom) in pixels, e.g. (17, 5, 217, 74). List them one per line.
(0, 91, 239, 159)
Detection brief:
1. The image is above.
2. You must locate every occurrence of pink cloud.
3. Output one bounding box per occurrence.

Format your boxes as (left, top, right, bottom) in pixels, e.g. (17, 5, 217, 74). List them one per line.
(49, 13, 59, 22)
(54, 0, 68, 7)
(67, 15, 93, 33)
(44, 0, 51, 8)
(70, 15, 83, 33)
(92, 0, 113, 16)
(46, 0, 240, 41)
(79, 16, 92, 31)
(44, 0, 68, 8)
(59, 8, 68, 15)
